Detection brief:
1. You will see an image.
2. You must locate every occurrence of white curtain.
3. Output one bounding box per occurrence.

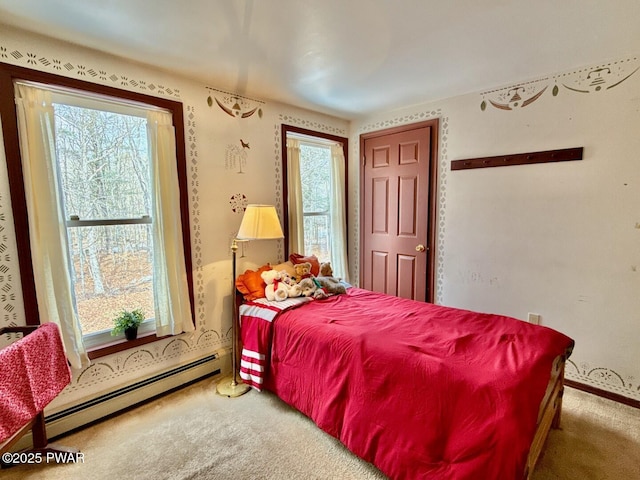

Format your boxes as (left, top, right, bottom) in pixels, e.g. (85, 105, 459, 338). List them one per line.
(147, 110, 194, 336)
(286, 138, 305, 255)
(14, 83, 90, 369)
(329, 144, 349, 281)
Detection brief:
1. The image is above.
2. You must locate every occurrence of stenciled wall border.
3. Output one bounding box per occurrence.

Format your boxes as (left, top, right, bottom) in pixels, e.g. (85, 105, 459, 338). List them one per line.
(0, 164, 26, 348)
(480, 56, 639, 111)
(566, 360, 639, 401)
(0, 45, 181, 99)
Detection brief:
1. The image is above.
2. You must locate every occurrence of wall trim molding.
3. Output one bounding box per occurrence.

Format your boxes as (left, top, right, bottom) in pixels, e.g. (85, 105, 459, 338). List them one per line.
(566, 379, 640, 410)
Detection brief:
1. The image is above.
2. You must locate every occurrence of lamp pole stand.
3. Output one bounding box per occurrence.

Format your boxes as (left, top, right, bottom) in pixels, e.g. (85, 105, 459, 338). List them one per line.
(216, 238, 250, 397)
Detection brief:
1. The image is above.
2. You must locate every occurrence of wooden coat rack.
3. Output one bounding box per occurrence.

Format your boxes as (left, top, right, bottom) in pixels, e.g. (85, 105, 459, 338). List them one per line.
(451, 147, 583, 171)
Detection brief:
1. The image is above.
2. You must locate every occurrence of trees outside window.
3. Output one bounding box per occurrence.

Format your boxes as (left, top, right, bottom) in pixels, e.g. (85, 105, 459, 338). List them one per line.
(299, 143, 332, 261)
(54, 103, 155, 337)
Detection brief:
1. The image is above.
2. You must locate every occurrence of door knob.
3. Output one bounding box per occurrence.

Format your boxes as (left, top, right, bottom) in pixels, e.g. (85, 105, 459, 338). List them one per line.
(415, 244, 426, 252)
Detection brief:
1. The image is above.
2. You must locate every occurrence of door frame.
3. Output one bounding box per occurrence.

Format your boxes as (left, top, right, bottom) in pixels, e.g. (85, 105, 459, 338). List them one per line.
(359, 119, 439, 303)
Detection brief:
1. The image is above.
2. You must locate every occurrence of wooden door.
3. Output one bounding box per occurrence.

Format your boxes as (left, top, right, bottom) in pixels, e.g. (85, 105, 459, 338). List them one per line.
(360, 120, 437, 302)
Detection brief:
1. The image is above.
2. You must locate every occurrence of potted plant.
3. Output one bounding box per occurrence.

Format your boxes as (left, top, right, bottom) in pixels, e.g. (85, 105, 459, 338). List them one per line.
(111, 309, 145, 340)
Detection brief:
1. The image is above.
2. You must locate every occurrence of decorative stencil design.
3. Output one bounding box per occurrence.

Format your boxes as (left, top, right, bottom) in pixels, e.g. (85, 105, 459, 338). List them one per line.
(559, 59, 639, 94)
(273, 123, 284, 219)
(566, 359, 640, 401)
(0, 44, 180, 99)
(75, 362, 115, 384)
(230, 193, 248, 213)
(65, 331, 222, 391)
(186, 105, 207, 332)
(0, 155, 26, 349)
(481, 56, 639, 111)
(123, 349, 155, 369)
(206, 87, 264, 119)
(270, 123, 285, 263)
(225, 140, 249, 173)
(357, 109, 447, 305)
(435, 117, 449, 306)
(481, 82, 549, 111)
(279, 115, 347, 137)
(196, 329, 220, 345)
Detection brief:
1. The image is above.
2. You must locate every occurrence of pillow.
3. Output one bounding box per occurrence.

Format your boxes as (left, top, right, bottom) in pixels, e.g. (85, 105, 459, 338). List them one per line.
(271, 261, 296, 278)
(289, 253, 320, 276)
(236, 264, 272, 301)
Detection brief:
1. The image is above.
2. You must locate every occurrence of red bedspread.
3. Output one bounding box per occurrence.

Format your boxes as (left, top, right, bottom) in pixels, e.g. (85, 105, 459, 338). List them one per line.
(255, 288, 573, 480)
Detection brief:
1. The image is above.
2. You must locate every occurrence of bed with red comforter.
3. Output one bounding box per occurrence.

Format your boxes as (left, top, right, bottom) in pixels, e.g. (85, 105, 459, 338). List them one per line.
(239, 287, 574, 480)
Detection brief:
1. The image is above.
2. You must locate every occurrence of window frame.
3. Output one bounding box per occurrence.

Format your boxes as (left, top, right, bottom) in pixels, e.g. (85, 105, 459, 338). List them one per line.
(281, 124, 348, 260)
(0, 62, 194, 359)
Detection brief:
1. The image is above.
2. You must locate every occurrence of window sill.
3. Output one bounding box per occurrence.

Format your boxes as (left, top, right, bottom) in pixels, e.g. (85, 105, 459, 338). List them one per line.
(87, 332, 168, 360)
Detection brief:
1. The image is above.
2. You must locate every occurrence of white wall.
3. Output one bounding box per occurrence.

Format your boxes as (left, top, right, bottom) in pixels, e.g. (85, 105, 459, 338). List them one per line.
(0, 25, 348, 414)
(351, 57, 640, 401)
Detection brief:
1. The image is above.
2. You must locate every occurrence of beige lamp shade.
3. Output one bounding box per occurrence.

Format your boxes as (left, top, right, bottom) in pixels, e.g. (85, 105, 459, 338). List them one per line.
(237, 204, 284, 240)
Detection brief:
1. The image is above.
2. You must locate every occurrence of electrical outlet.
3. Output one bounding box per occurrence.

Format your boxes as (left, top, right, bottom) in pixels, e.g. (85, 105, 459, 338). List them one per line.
(528, 313, 541, 325)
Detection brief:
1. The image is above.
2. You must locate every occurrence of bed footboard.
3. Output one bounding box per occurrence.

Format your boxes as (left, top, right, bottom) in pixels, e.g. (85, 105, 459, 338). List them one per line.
(523, 349, 570, 480)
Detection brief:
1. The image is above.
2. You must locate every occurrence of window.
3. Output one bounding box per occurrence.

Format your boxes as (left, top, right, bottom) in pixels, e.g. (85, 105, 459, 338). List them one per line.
(299, 142, 332, 260)
(51, 94, 156, 348)
(0, 63, 194, 364)
(282, 125, 349, 280)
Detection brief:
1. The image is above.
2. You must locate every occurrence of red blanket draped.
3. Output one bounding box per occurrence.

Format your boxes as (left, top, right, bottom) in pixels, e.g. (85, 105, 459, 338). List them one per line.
(239, 297, 310, 390)
(249, 288, 573, 480)
(0, 323, 71, 443)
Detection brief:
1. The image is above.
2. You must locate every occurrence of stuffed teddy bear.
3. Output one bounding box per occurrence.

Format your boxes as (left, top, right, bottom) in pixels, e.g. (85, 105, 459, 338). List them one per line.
(261, 269, 288, 301)
(292, 262, 313, 283)
(319, 261, 334, 277)
(279, 270, 302, 298)
(316, 262, 346, 295)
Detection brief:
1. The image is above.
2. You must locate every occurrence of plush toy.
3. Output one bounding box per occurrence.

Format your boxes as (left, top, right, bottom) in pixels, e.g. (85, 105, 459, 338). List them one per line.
(317, 262, 346, 295)
(297, 276, 326, 299)
(298, 277, 317, 297)
(279, 270, 302, 298)
(297, 275, 332, 299)
(293, 262, 313, 283)
(312, 286, 329, 300)
(319, 262, 334, 277)
(261, 269, 288, 301)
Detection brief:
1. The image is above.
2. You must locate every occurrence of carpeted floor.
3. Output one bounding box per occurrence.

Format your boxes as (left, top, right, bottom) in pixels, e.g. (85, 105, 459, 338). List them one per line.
(3, 379, 639, 479)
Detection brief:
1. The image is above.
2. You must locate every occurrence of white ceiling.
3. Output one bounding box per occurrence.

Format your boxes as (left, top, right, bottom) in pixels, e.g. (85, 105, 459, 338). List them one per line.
(1, 0, 639, 119)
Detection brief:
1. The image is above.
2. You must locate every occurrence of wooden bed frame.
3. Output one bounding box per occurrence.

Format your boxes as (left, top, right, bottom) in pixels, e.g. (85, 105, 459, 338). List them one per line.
(524, 348, 572, 479)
